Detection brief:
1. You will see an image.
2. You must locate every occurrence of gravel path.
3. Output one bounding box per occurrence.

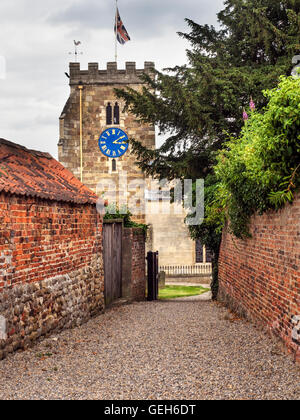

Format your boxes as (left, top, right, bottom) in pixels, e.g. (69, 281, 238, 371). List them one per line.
(0, 300, 299, 400)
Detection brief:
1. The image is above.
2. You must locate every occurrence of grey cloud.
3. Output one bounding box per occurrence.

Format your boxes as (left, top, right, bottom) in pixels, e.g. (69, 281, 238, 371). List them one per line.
(0, 0, 69, 23)
(48, 0, 224, 38)
(0, 0, 224, 158)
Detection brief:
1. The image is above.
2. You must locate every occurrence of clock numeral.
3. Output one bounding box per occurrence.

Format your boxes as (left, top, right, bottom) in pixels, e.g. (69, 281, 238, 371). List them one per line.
(102, 145, 107, 151)
(120, 146, 126, 151)
(100, 141, 106, 144)
(107, 149, 111, 156)
(112, 129, 116, 135)
(106, 131, 110, 136)
(112, 151, 116, 157)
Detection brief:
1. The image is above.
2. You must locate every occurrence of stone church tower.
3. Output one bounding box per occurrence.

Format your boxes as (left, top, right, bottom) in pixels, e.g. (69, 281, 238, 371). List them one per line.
(58, 61, 209, 269)
(58, 61, 155, 223)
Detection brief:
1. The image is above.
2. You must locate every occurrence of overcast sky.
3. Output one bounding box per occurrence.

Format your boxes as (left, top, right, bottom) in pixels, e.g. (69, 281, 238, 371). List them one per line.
(0, 0, 224, 158)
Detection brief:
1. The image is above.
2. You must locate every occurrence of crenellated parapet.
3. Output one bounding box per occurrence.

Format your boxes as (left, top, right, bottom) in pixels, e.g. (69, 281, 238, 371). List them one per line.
(69, 61, 155, 86)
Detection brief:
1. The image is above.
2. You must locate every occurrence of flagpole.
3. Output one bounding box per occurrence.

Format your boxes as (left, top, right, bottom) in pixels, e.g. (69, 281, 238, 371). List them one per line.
(115, 0, 118, 63)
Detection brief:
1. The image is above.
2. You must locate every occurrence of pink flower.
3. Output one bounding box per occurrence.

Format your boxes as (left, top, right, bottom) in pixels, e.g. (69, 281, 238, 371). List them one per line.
(243, 109, 249, 121)
(250, 97, 256, 112)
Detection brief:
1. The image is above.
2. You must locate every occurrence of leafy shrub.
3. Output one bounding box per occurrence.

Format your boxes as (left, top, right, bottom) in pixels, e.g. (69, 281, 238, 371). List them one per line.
(211, 76, 300, 238)
(103, 204, 149, 237)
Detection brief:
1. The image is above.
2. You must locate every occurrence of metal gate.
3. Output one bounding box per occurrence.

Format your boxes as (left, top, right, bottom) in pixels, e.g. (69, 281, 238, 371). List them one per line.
(147, 251, 159, 301)
(103, 221, 123, 305)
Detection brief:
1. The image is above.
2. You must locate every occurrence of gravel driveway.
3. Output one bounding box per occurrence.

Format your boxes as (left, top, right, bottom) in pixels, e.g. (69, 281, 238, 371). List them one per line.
(0, 300, 299, 400)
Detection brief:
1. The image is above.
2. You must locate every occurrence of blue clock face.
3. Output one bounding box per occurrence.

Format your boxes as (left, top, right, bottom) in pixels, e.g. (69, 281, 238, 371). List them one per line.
(98, 128, 129, 158)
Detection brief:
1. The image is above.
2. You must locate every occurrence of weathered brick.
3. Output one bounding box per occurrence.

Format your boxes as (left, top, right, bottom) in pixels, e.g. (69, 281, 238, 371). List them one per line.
(218, 193, 300, 363)
(0, 192, 104, 360)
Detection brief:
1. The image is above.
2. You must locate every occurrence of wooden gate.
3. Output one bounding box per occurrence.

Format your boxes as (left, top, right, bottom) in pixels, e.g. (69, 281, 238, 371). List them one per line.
(103, 221, 123, 306)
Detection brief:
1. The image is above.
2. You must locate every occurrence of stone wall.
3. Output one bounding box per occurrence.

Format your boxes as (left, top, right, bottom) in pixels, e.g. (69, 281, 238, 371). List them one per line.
(218, 194, 300, 362)
(122, 228, 146, 302)
(0, 192, 104, 359)
(146, 201, 195, 266)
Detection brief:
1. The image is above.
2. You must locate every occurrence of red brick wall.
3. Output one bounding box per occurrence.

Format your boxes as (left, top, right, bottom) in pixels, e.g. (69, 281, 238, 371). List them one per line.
(131, 229, 146, 301)
(0, 192, 102, 289)
(218, 194, 300, 362)
(0, 192, 104, 359)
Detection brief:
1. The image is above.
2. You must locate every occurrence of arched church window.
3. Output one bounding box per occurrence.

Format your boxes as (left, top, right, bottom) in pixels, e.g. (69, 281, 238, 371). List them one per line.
(114, 102, 120, 125)
(106, 103, 112, 125)
(206, 247, 213, 263)
(195, 239, 213, 263)
(112, 158, 117, 172)
(196, 240, 204, 263)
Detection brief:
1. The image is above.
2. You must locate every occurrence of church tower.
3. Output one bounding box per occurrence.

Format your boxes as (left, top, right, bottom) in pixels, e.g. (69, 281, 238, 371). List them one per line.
(58, 61, 156, 223)
(58, 61, 209, 270)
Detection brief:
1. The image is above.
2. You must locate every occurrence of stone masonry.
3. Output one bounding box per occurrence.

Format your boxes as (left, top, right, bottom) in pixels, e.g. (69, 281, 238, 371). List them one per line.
(58, 62, 156, 224)
(0, 193, 104, 360)
(58, 62, 198, 267)
(0, 139, 105, 360)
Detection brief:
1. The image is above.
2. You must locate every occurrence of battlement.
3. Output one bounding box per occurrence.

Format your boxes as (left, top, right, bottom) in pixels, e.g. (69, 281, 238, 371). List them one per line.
(69, 61, 155, 86)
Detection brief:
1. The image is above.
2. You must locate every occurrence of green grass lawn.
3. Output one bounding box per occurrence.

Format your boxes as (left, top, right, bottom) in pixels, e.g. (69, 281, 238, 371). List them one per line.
(159, 285, 210, 300)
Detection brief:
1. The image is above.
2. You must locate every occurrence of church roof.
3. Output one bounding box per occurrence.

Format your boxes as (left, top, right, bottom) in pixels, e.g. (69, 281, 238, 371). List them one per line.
(0, 138, 98, 205)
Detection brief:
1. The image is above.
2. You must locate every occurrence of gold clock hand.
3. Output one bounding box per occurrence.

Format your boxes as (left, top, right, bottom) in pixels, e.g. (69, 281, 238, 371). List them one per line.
(113, 136, 126, 144)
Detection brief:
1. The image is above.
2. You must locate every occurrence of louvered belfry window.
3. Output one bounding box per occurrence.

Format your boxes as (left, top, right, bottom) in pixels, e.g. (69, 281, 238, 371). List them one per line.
(113, 102, 120, 125)
(106, 102, 120, 125)
(106, 103, 112, 125)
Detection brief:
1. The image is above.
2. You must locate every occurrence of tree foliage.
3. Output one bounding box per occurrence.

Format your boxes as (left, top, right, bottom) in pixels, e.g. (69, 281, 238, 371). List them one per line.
(116, 0, 300, 182)
(211, 76, 300, 239)
(116, 0, 300, 297)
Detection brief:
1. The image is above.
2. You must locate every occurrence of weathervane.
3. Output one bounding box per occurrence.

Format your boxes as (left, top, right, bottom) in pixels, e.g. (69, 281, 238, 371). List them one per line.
(69, 40, 83, 62)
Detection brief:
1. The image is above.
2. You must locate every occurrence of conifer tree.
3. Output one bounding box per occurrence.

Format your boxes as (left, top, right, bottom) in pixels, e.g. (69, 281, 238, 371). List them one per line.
(116, 0, 300, 298)
(116, 0, 299, 181)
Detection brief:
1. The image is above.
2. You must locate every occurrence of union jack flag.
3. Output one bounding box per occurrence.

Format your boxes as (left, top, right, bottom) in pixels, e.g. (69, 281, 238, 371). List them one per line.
(115, 8, 131, 45)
